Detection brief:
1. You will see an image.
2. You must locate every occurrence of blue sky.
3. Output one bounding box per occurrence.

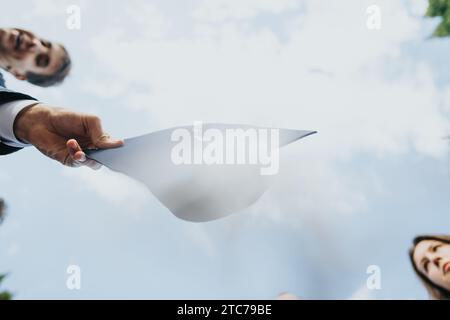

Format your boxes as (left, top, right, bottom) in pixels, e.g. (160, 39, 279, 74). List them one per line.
(1, 0, 450, 299)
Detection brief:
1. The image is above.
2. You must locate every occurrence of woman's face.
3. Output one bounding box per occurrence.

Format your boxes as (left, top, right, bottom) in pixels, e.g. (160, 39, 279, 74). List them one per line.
(413, 240, 450, 291)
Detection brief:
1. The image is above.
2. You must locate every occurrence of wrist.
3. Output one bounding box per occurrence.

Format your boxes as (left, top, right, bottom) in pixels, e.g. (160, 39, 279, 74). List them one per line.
(14, 103, 50, 144)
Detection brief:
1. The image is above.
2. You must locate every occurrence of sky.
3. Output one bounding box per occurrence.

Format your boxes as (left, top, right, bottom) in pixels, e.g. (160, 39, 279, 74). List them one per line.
(1, 0, 450, 299)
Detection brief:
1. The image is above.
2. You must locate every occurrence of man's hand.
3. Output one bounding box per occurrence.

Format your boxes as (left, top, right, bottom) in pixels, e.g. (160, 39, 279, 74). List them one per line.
(13, 104, 124, 168)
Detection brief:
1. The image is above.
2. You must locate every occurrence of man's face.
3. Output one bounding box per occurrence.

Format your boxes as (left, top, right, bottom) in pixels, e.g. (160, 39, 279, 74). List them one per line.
(0, 28, 66, 81)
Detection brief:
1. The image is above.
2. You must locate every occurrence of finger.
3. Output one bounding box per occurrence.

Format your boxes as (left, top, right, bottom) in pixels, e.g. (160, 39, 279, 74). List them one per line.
(95, 133, 124, 149)
(66, 139, 103, 170)
(85, 116, 124, 149)
(35, 132, 77, 167)
(66, 139, 86, 167)
(67, 139, 86, 161)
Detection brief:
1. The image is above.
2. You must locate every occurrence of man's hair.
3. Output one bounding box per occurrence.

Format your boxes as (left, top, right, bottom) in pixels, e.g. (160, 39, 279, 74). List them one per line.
(409, 235, 450, 300)
(26, 44, 72, 87)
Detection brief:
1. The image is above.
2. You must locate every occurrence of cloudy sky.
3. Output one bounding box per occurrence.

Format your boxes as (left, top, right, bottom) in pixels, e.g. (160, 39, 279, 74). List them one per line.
(1, 0, 450, 299)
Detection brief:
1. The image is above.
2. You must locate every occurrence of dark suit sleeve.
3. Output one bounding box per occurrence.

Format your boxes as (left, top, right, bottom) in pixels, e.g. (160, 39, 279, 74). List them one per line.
(0, 143, 23, 155)
(0, 75, 37, 155)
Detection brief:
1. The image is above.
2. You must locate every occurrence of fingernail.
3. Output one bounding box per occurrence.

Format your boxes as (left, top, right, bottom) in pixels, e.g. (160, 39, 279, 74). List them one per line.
(79, 153, 86, 162)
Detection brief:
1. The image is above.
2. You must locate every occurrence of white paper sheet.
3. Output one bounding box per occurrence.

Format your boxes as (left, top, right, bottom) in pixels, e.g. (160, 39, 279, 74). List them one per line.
(86, 123, 316, 222)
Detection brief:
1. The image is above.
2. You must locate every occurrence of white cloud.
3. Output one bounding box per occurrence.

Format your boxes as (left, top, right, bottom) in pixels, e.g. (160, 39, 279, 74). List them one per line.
(61, 166, 150, 214)
(25, 0, 90, 19)
(26, 0, 65, 18)
(405, 0, 429, 17)
(76, 0, 449, 225)
(192, 0, 300, 22)
(183, 225, 216, 257)
(124, 2, 168, 39)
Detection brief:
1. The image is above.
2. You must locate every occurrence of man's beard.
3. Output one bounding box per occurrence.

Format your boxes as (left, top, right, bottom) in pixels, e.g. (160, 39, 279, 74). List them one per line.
(0, 30, 10, 70)
(0, 29, 5, 54)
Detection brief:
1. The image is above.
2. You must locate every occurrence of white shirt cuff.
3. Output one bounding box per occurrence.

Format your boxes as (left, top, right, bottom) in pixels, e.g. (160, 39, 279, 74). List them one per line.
(0, 99, 39, 148)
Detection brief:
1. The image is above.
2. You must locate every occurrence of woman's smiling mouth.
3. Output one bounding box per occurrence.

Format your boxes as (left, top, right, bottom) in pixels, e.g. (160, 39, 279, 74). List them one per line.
(443, 262, 450, 275)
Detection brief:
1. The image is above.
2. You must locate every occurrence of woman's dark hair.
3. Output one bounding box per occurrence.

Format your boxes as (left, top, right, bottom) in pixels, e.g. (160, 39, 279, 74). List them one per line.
(409, 235, 450, 300)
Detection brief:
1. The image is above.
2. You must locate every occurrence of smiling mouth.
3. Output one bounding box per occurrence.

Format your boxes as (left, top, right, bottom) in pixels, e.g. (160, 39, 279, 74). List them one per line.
(14, 31, 22, 50)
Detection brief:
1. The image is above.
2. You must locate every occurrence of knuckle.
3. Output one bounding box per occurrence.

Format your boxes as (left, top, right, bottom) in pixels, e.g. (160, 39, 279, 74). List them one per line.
(86, 114, 101, 127)
(91, 115, 101, 125)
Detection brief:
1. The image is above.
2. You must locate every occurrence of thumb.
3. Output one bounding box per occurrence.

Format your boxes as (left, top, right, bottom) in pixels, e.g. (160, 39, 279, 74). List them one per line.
(85, 115, 124, 149)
